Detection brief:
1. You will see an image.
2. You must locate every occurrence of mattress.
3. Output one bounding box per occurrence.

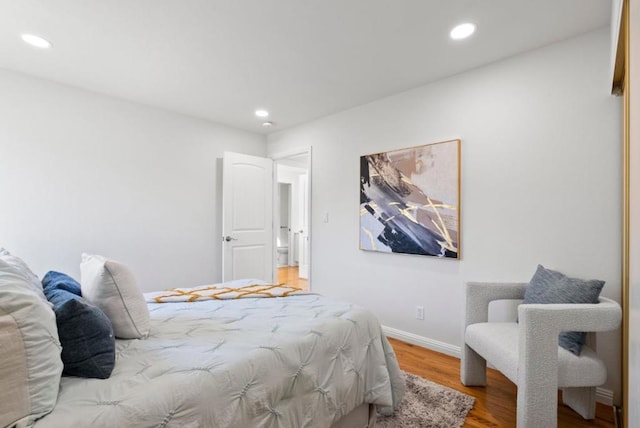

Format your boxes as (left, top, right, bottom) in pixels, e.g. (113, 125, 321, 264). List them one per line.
(34, 290, 404, 427)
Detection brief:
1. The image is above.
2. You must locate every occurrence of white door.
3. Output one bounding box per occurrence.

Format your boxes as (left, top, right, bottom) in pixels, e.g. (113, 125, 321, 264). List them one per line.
(222, 152, 273, 282)
(298, 173, 309, 279)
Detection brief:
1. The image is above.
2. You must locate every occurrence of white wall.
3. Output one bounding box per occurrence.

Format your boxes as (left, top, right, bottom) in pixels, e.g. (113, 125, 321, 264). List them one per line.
(0, 69, 266, 291)
(627, 0, 640, 421)
(268, 29, 623, 400)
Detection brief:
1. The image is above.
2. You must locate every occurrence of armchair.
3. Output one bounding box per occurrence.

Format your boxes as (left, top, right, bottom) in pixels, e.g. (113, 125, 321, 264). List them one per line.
(460, 281, 621, 428)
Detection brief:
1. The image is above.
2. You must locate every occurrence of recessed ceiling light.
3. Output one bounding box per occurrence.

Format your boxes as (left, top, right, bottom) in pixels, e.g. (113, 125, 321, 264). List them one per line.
(255, 109, 269, 118)
(450, 23, 476, 40)
(21, 33, 52, 49)
(262, 121, 274, 127)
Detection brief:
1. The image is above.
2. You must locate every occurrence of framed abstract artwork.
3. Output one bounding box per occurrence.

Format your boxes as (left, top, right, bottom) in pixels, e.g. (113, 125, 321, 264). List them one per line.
(359, 139, 460, 259)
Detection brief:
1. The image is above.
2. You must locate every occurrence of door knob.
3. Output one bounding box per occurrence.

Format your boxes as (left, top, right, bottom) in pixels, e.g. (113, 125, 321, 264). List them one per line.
(224, 236, 238, 242)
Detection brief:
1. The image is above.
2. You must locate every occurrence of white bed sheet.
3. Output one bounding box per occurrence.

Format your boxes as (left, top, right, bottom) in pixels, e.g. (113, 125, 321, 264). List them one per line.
(35, 289, 404, 428)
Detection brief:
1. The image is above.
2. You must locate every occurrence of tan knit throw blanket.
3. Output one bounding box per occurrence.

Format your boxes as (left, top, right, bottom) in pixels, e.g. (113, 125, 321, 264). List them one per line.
(145, 282, 309, 303)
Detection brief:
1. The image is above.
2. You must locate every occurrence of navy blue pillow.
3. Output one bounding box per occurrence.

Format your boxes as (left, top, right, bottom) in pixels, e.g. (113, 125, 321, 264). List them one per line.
(42, 270, 82, 296)
(42, 271, 116, 379)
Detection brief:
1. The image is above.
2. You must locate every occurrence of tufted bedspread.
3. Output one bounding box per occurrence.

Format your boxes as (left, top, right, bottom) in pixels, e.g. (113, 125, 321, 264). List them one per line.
(34, 290, 405, 428)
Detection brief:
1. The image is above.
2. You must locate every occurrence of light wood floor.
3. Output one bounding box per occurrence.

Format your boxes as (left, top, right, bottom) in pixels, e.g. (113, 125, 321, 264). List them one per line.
(389, 338, 616, 428)
(277, 265, 308, 291)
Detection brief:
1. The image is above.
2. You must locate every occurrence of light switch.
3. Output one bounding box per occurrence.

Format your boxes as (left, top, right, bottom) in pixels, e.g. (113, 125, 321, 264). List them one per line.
(323, 211, 329, 223)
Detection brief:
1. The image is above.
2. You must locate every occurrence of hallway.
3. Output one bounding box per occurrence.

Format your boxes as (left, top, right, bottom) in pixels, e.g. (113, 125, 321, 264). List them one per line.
(277, 266, 308, 291)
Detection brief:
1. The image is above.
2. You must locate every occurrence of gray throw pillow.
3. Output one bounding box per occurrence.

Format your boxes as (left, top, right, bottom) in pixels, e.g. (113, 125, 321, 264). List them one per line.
(523, 264, 604, 355)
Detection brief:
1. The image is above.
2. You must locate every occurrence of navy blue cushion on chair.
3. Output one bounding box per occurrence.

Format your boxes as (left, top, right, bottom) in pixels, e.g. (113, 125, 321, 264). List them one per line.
(42, 271, 116, 379)
(524, 265, 605, 355)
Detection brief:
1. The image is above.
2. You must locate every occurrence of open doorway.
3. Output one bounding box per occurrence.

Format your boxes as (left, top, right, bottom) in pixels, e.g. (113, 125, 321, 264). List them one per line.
(273, 150, 310, 291)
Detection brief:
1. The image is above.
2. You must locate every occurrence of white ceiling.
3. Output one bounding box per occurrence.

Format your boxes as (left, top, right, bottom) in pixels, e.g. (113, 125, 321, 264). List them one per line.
(0, 0, 612, 134)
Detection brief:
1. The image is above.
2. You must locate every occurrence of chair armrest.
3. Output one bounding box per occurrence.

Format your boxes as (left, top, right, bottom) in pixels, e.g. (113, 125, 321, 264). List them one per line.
(465, 282, 528, 326)
(514, 297, 621, 423)
(516, 297, 621, 398)
(517, 297, 622, 334)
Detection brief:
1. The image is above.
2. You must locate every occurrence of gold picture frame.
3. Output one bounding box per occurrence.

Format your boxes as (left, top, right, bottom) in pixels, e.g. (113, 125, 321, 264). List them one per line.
(359, 139, 461, 259)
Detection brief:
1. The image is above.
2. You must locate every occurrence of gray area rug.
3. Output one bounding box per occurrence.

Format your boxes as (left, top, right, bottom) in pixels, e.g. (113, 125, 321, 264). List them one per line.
(377, 371, 475, 428)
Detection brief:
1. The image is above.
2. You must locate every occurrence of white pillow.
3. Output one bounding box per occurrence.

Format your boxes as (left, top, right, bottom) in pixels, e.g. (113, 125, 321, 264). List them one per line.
(0, 259, 63, 427)
(0, 247, 48, 303)
(80, 254, 150, 339)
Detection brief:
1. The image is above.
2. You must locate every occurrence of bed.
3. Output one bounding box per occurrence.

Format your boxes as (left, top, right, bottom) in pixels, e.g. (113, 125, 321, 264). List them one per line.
(22, 274, 404, 428)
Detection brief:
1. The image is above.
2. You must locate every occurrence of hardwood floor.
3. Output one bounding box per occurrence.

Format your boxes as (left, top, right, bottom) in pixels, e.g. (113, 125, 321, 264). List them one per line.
(277, 265, 308, 291)
(389, 338, 616, 427)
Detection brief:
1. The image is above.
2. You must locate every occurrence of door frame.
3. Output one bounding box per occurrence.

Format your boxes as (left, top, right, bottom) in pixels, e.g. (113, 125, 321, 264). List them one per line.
(270, 147, 312, 289)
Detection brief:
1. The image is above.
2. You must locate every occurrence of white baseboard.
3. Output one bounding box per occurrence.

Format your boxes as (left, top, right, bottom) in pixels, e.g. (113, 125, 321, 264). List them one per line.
(595, 388, 614, 406)
(381, 325, 461, 358)
(381, 325, 614, 406)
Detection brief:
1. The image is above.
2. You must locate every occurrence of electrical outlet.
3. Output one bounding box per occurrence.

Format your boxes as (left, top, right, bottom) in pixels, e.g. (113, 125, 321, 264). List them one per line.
(416, 305, 424, 320)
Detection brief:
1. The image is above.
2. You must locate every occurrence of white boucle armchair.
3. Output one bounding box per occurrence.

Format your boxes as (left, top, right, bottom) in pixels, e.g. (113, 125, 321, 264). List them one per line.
(460, 282, 621, 428)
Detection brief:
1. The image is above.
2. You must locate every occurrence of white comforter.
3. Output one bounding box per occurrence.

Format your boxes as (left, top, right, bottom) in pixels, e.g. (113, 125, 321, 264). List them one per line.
(35, 292, 404, 428)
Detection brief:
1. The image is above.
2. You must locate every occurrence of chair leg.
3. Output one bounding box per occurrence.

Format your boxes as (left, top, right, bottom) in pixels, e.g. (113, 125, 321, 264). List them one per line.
(517, 381, 558, 428)
(460, 344, 487, 386)
(562, 387, 597, 419)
